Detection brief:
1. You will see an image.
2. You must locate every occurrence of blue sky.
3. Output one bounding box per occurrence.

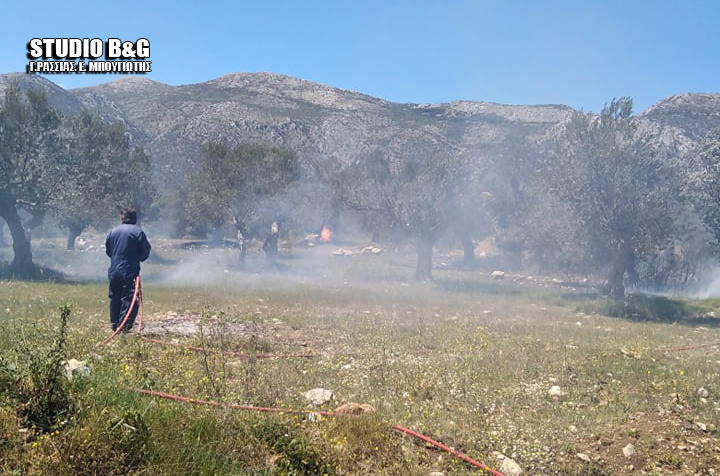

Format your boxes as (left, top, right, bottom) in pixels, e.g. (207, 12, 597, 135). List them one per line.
(1, 0, 718, 113)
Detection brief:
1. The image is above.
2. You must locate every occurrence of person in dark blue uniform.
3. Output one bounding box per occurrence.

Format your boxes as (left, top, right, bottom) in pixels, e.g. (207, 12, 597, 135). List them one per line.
(105, 207, 151, 331)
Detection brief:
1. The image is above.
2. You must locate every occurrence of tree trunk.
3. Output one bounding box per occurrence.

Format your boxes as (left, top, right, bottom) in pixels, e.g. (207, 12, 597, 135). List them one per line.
(0, 196, 34, 276)
(262, 222, 279, 266)
(626, 251, 639, 289)
(415, 233, 434, 281)
(236, 228, 247, 267)
(66, 224, 84, 251)
(606, 239, 632, 298)
(461, 234, 475, 267)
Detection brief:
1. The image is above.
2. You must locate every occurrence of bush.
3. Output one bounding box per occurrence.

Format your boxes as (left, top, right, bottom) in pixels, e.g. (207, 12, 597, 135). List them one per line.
(1, 303, 74, 433)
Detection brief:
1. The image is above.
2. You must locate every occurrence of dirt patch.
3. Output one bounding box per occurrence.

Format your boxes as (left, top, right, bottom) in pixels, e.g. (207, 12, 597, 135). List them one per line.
(571, 411, 720, 475)
(139, 311, 312, 352)
(140, 311, 249, 338)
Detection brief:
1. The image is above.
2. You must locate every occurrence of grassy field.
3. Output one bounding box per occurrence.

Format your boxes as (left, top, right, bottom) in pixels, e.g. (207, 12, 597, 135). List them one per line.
(1, 236, 719, 475)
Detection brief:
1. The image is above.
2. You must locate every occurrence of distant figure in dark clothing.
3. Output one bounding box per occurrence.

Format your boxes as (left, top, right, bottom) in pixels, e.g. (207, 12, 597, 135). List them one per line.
(105, 208, 151, 331)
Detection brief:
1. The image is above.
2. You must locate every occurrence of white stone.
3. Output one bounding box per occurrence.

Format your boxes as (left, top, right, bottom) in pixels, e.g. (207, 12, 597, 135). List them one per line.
(623, 443, 636, 457)
(64, 358, 90, 380)
(303, 388, 333, 406)
(697, 387, 710, 398)
(576, 453, 591, 463)
(499, 456, 523, 476)
(548, 385, 566, 397)
(491, 270, 505, 279)
(361, 246, 383, 254)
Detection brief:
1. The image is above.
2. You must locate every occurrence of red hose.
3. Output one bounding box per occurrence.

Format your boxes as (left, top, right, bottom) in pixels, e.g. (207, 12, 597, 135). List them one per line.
(128, 387, 506, 474)
(391, 424, 507, 475)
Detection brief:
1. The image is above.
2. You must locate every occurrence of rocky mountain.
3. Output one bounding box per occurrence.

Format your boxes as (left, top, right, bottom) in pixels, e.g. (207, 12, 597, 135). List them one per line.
(67, 73, 577, 184)
(1, 72, 718, 189)
(639, 93, 720, 157)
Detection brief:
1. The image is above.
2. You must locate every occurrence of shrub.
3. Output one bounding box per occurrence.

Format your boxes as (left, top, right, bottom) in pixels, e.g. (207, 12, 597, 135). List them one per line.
(1, 303, 74, 433)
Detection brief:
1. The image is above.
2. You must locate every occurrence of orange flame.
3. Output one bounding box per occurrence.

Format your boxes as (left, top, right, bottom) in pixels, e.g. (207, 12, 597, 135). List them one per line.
(320, 224, 332, 242)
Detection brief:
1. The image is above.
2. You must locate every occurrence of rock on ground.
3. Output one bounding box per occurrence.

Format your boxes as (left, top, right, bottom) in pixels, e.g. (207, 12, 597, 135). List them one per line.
(499, 456, 523, 475)
(64, 359, 90, 380)
(548, 385, 566, 397)
(303, 388, 333, 406)
(335, 402, 375, 414)
(623, 443, 636, 457)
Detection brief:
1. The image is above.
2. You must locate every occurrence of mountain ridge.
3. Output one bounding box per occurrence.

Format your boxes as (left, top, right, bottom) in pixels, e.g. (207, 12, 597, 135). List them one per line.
(1, 72, 718, 187)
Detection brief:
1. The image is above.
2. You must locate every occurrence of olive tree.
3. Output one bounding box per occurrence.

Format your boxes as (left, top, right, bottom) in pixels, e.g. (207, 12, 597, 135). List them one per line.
(0, 82, 152, 276)
(55, 112, 154, 249)
(336, 148, 462, 281)
(182, 142, 300, 266)
(0, 82, 63, 276)
(687, 127, 720, 244)
(542, 97, 682, 296)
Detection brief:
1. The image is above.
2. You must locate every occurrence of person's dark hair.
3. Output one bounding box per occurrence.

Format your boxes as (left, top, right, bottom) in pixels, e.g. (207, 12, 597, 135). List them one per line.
(120, 207, 137, 224)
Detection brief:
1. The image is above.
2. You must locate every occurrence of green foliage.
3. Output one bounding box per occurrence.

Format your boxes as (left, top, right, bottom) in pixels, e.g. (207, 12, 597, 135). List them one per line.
(30, 410, 149, 476)
(540, 97, 683, 290)
(55, 111, 156, 247)
(0, 303, 73, 433)
(0, 82, 65, 274)
(105, 411, 150, 468)
(657, 452, 683, 469)
(338, 150, 458, 237)
(0, 80, 154, 271)
(251, 419, 333, 475)
(0, 82, 63, 209)
(334, 147, 466, 279)
(180, 142, 300, 240)
(687, 127, 720, 244)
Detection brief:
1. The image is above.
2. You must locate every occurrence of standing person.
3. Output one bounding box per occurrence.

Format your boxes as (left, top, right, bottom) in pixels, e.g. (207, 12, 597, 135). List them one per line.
(105, 207, 151, 332)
